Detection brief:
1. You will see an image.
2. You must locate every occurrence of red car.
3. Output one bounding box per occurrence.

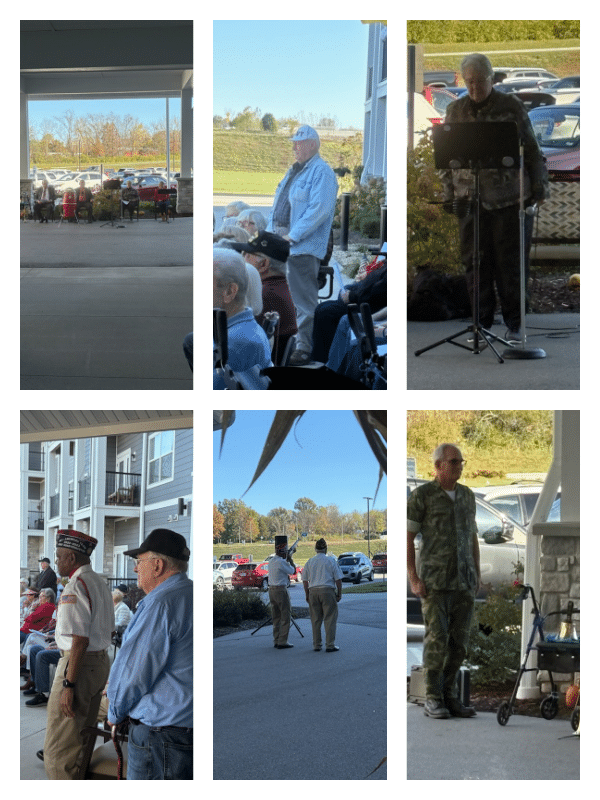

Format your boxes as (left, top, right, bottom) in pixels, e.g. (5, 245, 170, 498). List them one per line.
(528, 105, 580, 179)
(372, 553, 387, 573)
(231, 562, 269, 590)
(219, 553, 249, 564)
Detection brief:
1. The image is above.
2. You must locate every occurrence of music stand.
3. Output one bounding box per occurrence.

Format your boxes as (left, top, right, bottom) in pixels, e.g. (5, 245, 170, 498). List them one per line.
(100, 179, 125, 228)
(415, 121, 521, 364)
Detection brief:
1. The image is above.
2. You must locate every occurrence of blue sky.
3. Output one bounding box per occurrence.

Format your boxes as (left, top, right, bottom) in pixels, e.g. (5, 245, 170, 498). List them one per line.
(213, 411, 386, 516)
(28, 97, 182, 138)
(213, 20, 369, 129)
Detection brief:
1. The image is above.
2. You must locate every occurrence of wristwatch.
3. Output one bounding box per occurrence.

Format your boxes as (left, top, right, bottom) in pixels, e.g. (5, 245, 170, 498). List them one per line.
(63, 678, 76, 688)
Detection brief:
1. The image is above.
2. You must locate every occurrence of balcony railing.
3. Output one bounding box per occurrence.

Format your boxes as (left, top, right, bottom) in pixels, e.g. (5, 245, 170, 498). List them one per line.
(27, 500, 44, 530)
(105, 471, 141, 506)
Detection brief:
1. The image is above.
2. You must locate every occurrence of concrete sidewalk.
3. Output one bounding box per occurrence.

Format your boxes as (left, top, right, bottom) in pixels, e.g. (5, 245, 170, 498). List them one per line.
(213, 604, 387, 780)
(20, 219, 192, 389)
(20, 684, 49, 780)
(407, 702, 579, 780)
(408, 313, 579, 390)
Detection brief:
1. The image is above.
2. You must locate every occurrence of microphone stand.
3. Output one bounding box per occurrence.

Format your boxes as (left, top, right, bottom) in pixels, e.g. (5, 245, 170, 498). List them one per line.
(502, 141, 546, 360)
(415, 121, 520, 364)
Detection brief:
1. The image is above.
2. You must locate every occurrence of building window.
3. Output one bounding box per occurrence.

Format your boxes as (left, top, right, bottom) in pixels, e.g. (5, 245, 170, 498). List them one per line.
(148, 431, 175, 486)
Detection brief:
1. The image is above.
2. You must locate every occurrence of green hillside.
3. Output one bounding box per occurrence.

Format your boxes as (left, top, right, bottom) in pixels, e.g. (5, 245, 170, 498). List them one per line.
(213, 130, 361, 174)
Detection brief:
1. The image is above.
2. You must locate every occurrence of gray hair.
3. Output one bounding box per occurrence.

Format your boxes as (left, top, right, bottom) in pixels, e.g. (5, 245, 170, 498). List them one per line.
(224, 201, 250, 217)
(264, 255, 287, 276)
(41, 587, 56, 604)
(460, 53, 494, 79)
(432, 443, 460, 464)
(112, 589, 124, 602)
(147, 551, 189, 574)
(237, 209, 267, 230)
(213, 248, 248, 305)
(245, 264, 263, 315)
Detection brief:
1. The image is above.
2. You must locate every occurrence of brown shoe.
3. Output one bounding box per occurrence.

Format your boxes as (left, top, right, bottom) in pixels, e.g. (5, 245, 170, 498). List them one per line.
(20, 679, 34, 691)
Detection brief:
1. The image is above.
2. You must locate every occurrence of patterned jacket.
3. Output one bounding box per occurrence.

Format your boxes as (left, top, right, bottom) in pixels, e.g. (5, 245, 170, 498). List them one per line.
(439, 89, 549, 210)
(407, 479, 478, 592)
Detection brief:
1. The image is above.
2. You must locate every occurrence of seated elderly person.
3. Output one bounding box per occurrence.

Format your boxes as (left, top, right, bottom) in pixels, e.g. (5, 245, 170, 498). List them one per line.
(75, 180, 94, 223)
(33, 180, 56, 222)
(311, 258, 387, 364)
(20, 588, 56, 644)
(112, 589, 133, 629)
(236, 208, 267, 237)
(121, 180, 139, 221)
(213, 248, 272, 389)
(230, 231, 298, 364)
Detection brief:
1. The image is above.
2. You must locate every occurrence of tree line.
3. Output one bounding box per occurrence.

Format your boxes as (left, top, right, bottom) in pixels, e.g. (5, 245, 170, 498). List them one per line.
(29, 110, 181, 162)
(214, 497, 387, 544)
(213, 106, 348, 133)
(407, 19, 580, 44)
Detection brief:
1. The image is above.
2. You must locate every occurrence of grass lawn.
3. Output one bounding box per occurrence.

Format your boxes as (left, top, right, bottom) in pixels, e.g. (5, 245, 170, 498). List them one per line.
(213, 170, 281, 195)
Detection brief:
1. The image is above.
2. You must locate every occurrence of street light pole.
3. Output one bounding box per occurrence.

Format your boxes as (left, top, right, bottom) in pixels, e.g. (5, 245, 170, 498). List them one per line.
(363, 496, 373, 558)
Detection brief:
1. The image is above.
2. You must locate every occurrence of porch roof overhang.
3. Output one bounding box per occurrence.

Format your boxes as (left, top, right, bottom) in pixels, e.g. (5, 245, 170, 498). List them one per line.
(21, 411, 193, 442)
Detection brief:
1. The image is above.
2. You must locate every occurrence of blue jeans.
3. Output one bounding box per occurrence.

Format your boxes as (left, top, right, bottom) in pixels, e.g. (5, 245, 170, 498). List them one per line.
(127, 722, 193, 780)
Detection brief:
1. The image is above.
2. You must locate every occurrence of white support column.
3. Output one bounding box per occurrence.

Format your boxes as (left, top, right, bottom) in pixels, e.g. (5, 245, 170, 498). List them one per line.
(90, 438, 108, 574)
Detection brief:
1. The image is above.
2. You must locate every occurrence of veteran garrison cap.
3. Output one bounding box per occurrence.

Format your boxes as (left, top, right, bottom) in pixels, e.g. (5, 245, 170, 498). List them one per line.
(56, 529, 98, 556)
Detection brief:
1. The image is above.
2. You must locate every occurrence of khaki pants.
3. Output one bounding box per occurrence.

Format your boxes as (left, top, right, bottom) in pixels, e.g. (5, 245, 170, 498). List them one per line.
(44, 650, 110, 779)
(308, 586, 338, 649)
(269, 585, 291, 645)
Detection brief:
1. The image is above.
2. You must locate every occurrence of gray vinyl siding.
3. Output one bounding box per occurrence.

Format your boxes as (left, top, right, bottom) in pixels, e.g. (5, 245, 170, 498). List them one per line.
(145, 429, 193, 505)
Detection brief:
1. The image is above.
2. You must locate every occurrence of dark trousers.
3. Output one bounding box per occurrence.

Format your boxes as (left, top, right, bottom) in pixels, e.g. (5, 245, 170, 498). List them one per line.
(76, 201, 94, 222)
(458, 203, 534, 331)
(34, 201, 53, 220)
(310, 297, 348, 362)
(421, 589, 475, 701)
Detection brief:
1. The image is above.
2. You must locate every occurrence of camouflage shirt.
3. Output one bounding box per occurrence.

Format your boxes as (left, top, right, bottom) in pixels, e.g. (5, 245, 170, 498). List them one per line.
(407, 479, 478, 591)
(440, 89, 549, 210)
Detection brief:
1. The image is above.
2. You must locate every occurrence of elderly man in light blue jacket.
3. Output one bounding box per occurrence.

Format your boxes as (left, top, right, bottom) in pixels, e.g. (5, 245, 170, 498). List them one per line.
(267, 125, 338, 365)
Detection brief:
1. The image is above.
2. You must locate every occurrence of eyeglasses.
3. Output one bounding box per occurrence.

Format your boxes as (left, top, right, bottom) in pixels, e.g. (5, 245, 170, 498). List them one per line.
(135, 556, 160, 566)
(443, 459, 466, 466)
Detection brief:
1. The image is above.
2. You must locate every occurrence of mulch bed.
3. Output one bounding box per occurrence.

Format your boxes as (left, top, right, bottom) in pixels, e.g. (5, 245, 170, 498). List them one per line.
(213, 606, 310, 639)
(528, 273, 579, 314)
(469, 680, 574, 719)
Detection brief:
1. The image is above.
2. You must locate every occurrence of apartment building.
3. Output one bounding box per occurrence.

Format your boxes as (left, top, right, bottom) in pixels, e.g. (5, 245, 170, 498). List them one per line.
(363, 21, 387, 183)
(20, 427, 193, 584)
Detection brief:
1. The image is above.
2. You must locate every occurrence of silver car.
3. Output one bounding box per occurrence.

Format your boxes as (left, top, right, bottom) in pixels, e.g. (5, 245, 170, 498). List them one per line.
(339, 552, 374, 584)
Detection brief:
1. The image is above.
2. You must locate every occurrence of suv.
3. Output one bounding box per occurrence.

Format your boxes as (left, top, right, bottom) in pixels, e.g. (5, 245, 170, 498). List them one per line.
(372, 553, 387, 573)
(338, 553, 374, 584)
(494, 67, 557, 83)
(219, 553, 249, 564)
(473, 483, 561, 528)
(231, 562, 269, 591)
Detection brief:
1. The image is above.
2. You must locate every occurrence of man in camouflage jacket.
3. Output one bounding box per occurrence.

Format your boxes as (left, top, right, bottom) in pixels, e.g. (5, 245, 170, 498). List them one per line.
(440, 53, 549, 340)
(407, 443, 481, 719)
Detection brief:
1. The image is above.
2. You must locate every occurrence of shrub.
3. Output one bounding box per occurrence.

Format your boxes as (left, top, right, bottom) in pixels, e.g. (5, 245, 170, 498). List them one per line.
(213, 589, 269, 627)
(466, 582, 523, 686)
(407, 138, 462, 285)
(334, 176, 386, 239)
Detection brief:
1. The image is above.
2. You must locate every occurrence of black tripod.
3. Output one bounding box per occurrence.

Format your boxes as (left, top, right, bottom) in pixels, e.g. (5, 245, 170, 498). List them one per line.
(251, 588, 304, 638)
(415, 121, 521, 364)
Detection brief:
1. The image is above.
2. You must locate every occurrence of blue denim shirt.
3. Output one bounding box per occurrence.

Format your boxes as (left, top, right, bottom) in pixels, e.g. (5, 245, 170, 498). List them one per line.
(213, 307, 272, 390)
(108, 573, 193, 727)
(268, 154, 338, 259)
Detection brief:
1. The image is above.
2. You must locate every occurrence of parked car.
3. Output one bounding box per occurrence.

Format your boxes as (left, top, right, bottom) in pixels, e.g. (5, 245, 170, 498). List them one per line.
(338, 553, 374, 584)
(407, 478, 526, 623)
(411, 92, 443, 144)
(219, 553, 249, 564)
(213, 569, 226, 591)
(494, 67, 557, 83)
(212, 560, 238, 585)
(528, 105, 580, 174)
(53, 171, 108, 196)
(473, 483, 561, 528)
(423, 69, 459, 88)
(423, 85, 458, 119)
(231, 561, 269, 590)
(372, 553, 387, 573)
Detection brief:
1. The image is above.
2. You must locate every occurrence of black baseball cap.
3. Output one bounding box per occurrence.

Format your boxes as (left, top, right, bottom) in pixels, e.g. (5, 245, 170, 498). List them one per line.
(230, 230, 290, 263)
(124, 528, 190, 562)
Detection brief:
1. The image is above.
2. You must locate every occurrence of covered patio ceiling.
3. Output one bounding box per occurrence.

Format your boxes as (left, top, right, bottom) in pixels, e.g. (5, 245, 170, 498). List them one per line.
(20, 410, 193, 442)
(21, 20, 193, 100)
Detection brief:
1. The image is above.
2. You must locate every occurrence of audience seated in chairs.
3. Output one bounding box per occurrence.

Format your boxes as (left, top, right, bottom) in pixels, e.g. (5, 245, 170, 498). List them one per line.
(311, 255, 387, 364)
(20, 588, 56, 644)
(229, 230, 299, 366)
(33, 180, 56, 222)
(121, 180, 139, 222)
(213, 248, 272, 389)
(154, 180, 172, 222)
